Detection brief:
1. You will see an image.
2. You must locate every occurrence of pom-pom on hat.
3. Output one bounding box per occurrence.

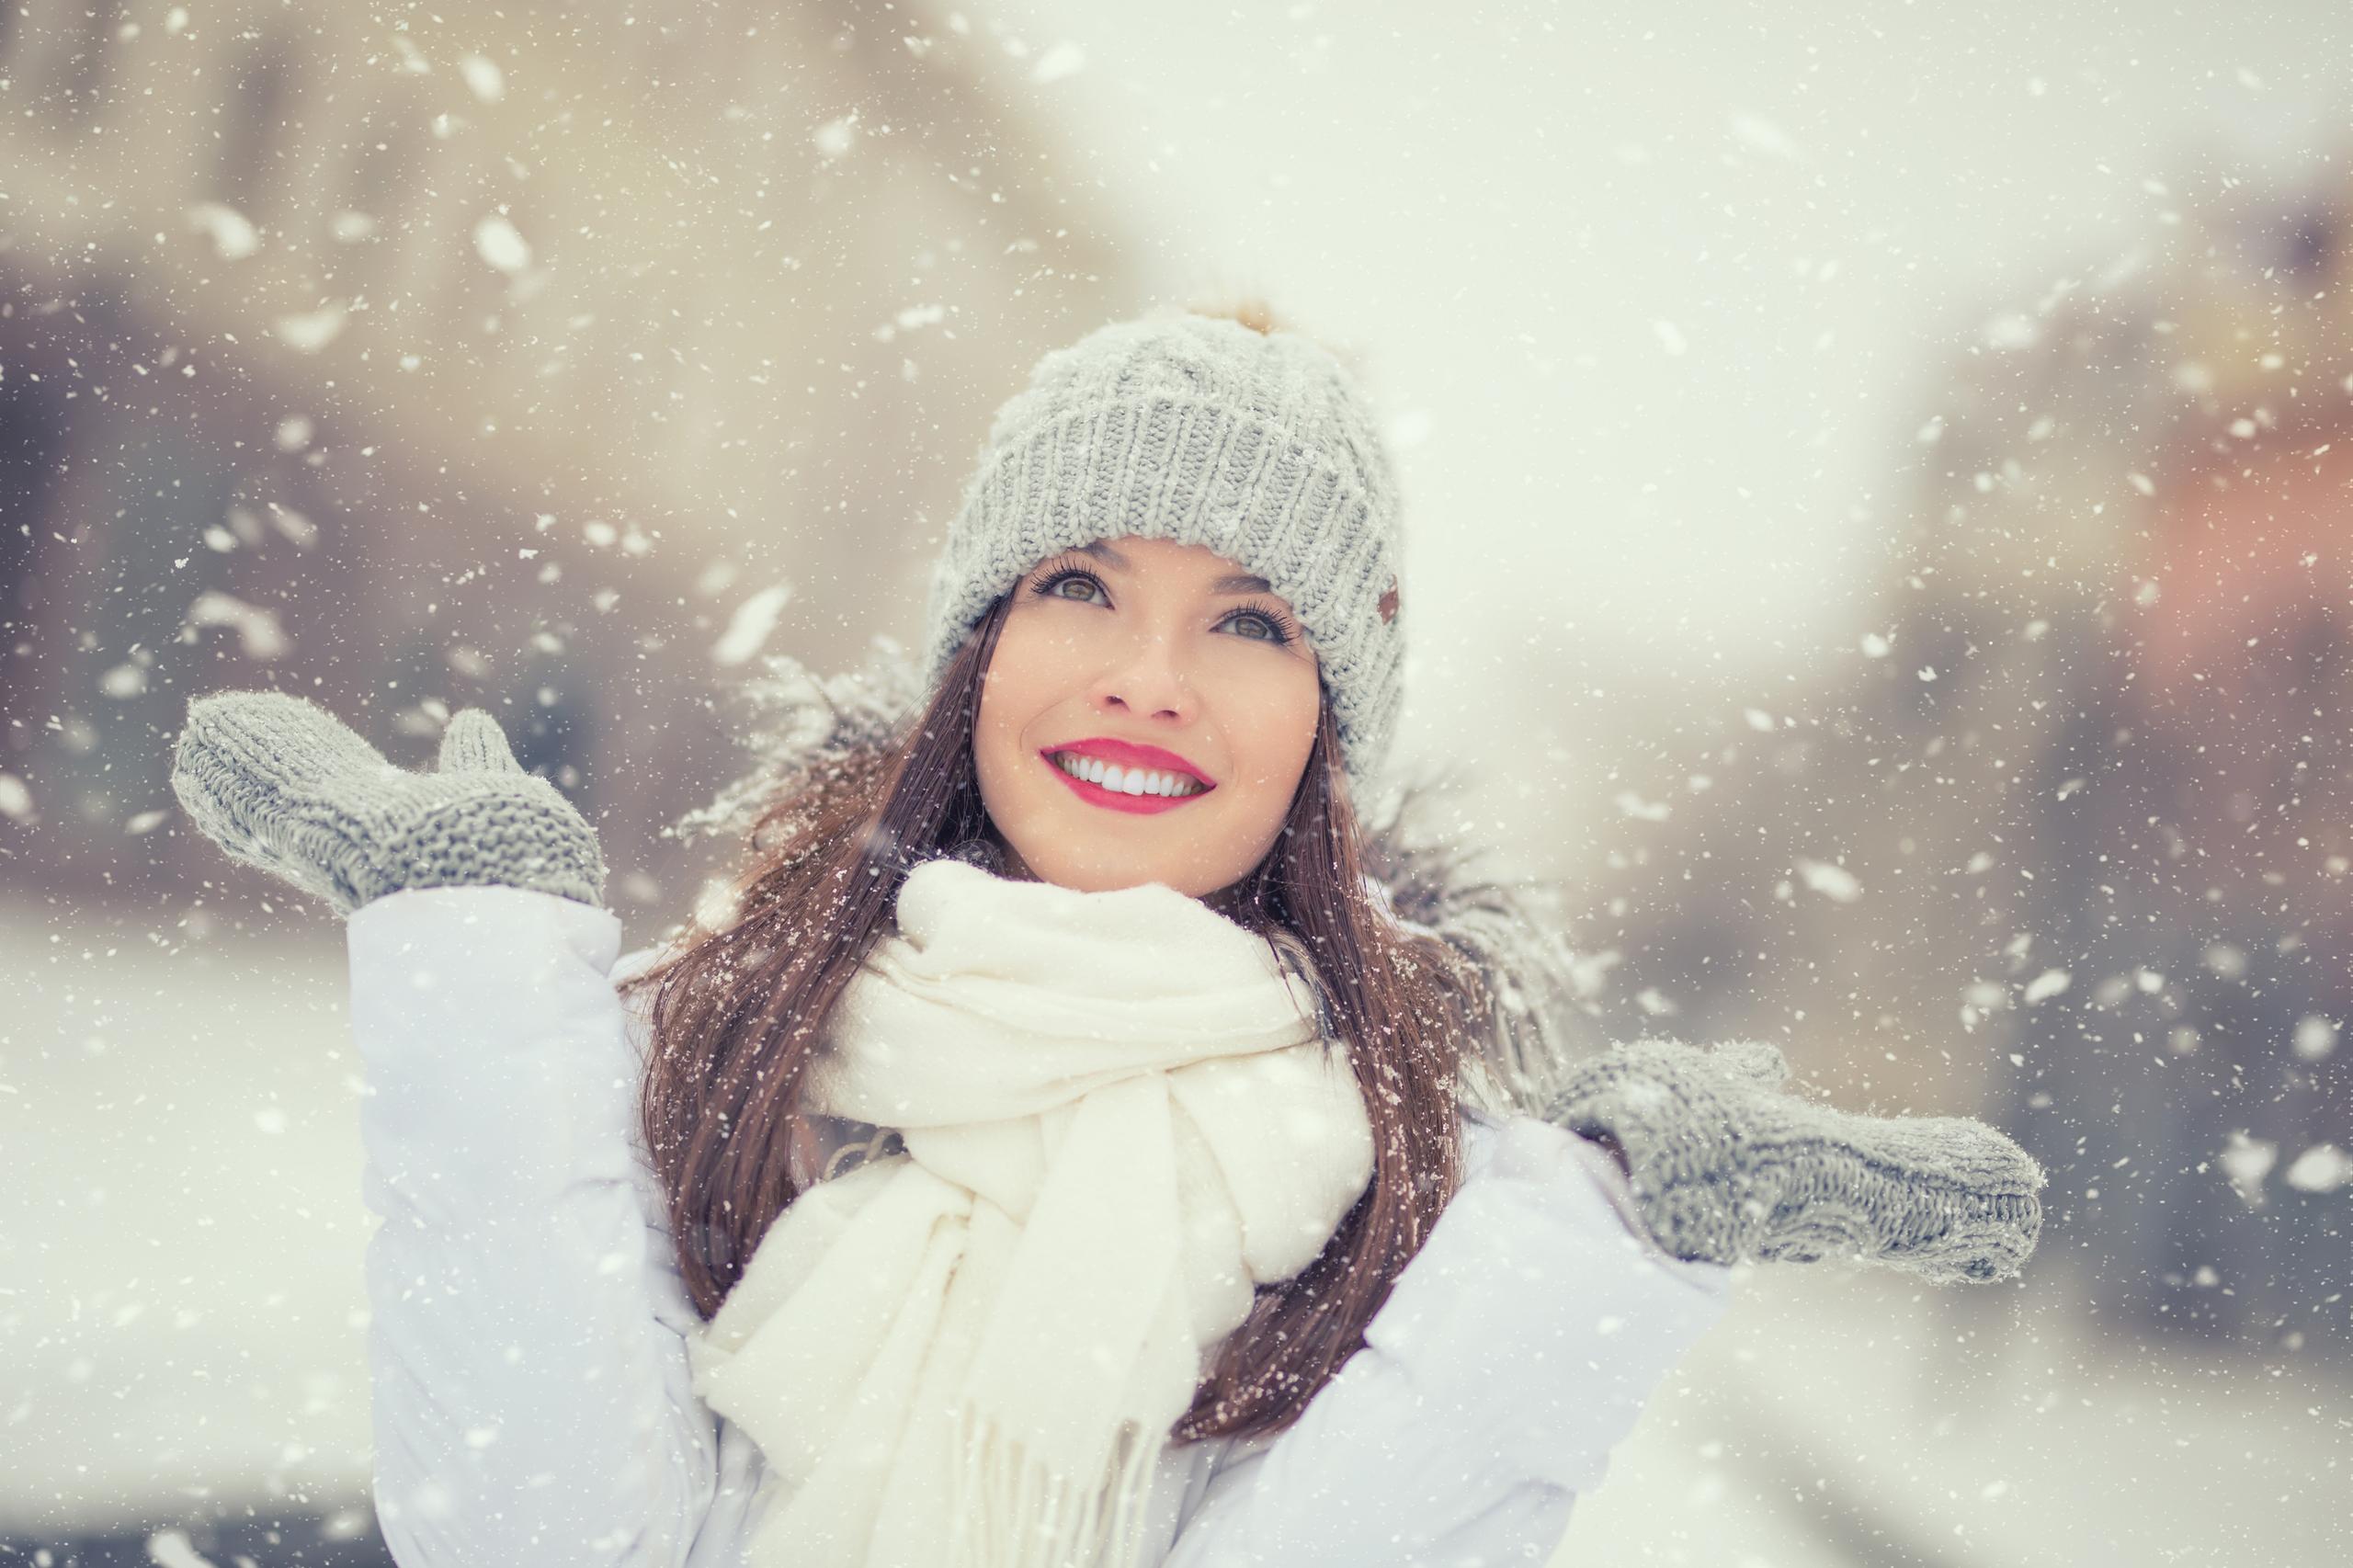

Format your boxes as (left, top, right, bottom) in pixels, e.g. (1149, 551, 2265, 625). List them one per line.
(919, 304, 1406, 796)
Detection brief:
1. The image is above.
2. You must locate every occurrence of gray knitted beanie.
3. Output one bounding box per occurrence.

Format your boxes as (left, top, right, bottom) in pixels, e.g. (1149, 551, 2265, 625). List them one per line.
(919, 309, 1406, 795)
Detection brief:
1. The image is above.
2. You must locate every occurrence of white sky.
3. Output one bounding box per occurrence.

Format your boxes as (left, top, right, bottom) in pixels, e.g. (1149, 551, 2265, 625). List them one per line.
(977, 0, 2353, 778)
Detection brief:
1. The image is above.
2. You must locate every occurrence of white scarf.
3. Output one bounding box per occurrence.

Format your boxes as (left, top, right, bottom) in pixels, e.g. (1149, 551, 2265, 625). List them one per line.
(685, 856, 1377, 1568)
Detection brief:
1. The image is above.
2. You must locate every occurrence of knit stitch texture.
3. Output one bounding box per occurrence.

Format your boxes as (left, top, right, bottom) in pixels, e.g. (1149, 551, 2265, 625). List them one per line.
(170, 691, 607, 916)
(1543, 1038, 2047, 1283)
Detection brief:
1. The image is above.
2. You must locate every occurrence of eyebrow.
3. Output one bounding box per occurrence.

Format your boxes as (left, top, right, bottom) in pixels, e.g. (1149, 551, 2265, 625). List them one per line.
(1075, 539, 1271, 596)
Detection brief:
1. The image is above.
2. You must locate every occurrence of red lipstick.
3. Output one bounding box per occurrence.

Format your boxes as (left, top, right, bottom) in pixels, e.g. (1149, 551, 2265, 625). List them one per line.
(1038, 737, 1217, 816)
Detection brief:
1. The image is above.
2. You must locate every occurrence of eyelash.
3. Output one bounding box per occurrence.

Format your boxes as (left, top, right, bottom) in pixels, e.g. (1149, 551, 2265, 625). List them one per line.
(1028, 558, 1299, 647)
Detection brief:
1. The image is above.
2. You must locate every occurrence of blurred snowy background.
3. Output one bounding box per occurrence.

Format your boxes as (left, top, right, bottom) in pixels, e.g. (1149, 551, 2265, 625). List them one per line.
(5, 1, 2351, 1562)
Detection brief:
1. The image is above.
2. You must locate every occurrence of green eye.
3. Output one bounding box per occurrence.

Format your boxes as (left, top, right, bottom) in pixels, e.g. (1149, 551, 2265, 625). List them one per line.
(1034, 567, 1107, 604)
(1222, 600, 1299, 647)
(1225, 610, 1282, 642)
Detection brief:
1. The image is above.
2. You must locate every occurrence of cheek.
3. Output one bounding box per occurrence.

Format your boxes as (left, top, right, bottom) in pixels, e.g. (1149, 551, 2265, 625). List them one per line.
(1228, 670, 1324, 790)
(972, 678, 1025, 787)
(973, 623, 1058, 781)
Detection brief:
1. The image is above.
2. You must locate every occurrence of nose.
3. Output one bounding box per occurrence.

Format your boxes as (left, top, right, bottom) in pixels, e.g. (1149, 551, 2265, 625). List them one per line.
(1095, 630, 1196, 724)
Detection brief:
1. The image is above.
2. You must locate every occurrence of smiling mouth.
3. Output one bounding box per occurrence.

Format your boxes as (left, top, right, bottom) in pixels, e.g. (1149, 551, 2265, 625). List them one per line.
(1040, 749, 1215, 815)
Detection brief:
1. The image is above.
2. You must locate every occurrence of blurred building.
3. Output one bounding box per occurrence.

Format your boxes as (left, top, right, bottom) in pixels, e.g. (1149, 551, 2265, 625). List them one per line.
(0, 0, 1143, 935)
(1563, 147, 2353, 1365)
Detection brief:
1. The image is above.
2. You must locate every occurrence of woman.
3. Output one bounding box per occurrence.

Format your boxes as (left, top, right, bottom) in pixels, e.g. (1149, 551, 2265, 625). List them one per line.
(169, 305, 2044, 1567)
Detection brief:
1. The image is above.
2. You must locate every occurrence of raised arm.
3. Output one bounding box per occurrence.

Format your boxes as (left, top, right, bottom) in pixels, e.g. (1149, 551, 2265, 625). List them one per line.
(1165, 1109, 1734, 1565)
(172, 693, 734, 1564)
(347, 885, 732, 1564)
(1165, 1034, 2050, 1565)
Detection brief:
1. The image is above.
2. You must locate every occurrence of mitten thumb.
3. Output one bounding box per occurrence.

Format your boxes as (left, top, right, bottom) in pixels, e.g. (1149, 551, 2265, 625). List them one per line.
(1708, 1039, 1792, 1092)
(437, 708, 527, 775)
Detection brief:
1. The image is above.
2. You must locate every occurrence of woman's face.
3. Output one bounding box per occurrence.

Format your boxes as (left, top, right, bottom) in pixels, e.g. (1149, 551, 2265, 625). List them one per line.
(972, 533, 1324, 897)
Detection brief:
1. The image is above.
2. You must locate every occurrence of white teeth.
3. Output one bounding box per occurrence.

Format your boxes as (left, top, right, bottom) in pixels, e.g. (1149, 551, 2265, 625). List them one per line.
(1051, 752, 1203, 798)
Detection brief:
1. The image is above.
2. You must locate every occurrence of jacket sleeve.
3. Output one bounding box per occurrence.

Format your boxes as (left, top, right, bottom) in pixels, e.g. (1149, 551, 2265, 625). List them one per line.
(1164, 1109, 1734, 1567)
(347, 883, 723, 1566)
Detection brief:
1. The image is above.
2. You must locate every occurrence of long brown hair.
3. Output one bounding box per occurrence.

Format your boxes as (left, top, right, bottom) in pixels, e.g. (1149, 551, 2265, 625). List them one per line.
(625, 361, 1489, 1450)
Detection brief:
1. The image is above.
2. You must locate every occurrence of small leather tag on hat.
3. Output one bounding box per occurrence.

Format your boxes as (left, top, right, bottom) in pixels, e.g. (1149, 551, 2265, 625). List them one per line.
(1377, 577, 1400, 623)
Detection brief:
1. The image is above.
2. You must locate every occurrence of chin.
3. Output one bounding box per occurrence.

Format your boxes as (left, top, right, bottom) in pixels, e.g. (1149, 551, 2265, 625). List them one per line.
(1016, 841, 1228, 899)
(1037, 858, 1192, 896)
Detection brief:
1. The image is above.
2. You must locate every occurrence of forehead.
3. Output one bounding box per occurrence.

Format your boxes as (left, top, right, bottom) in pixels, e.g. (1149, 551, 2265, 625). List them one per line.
(1068, 537, 1273, 597)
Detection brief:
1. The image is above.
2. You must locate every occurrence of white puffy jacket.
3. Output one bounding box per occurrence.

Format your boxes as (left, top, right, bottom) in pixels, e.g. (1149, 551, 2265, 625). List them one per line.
(346, 883, 1733, 1566)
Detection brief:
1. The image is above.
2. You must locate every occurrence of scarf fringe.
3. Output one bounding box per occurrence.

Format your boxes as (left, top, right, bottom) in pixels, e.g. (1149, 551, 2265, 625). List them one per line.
(949, 1401, 1165, 1568)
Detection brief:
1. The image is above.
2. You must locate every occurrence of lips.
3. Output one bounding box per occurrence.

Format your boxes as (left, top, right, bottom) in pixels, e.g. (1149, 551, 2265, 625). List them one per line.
(1041, 735, 1214, 786)
(1037, 736, 1217, 817)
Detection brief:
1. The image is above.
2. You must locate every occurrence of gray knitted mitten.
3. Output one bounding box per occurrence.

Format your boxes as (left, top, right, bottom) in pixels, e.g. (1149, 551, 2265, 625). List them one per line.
(169, 690, 606, 917)
(1543, 1039, 2046, 1284)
